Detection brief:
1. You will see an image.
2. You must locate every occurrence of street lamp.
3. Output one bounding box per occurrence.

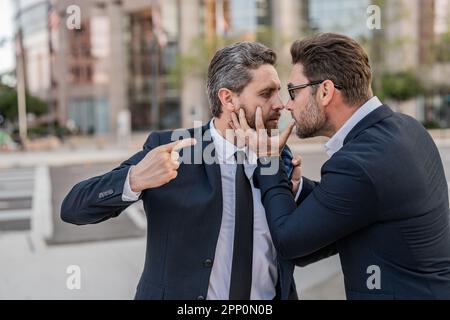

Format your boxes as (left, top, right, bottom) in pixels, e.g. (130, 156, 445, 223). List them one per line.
(15, 28, 28, 145)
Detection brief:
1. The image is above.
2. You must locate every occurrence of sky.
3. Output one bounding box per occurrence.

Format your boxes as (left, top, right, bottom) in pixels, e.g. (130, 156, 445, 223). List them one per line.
(0, 0, 15, 74)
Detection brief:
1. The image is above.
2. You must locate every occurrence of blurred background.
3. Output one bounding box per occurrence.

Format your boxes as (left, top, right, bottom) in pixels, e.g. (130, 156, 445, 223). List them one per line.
(0, 0, 449, 300)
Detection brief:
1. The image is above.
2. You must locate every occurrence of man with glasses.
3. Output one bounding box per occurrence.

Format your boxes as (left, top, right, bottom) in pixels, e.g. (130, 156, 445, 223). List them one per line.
(231, 33, 450, 299)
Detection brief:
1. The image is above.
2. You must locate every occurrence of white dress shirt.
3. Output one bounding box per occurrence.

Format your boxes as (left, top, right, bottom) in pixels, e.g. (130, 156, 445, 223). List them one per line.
(121, 120, 304, 300)
(325, 96, 383, 157)
(206, 120, 278, 300)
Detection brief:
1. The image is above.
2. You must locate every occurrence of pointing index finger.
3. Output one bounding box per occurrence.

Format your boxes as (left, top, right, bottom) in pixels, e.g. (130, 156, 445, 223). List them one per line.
(161, 138, 197, 153)
(172, 138, 197, 152)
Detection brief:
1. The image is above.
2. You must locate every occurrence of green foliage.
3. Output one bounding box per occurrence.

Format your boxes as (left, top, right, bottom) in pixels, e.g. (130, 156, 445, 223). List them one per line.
(168, 28, 277, 90)
(255, 26, 275, 48)
(168, 34, 239, 88)
(379, 71, 424, 101)
(23, 122, 69, 139)
(435, 32, 450, 63)
(422, 120, 441, 129)
(0, 84, 47, 121)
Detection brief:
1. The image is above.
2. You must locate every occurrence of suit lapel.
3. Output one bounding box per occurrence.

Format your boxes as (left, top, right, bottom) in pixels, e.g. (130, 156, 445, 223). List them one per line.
(199, 122, 224, 249)
(200, 123, 222, 191)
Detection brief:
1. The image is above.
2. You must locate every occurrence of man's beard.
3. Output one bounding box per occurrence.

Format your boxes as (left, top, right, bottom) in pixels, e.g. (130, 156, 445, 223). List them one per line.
(295, 97, 327, 139)
(240, 105, 280, 132)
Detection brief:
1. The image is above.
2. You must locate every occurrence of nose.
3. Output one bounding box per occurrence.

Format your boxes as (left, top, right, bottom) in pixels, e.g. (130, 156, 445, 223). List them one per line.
(285, 99, 294, 111)
(272, 93, 285, 111)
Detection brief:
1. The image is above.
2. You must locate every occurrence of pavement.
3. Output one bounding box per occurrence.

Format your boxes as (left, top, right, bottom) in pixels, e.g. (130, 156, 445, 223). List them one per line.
(0, 232, 145, 300)
(49, 164, 145, 245)
(1, 129, 449, 300)
(0, 167, 33, 232)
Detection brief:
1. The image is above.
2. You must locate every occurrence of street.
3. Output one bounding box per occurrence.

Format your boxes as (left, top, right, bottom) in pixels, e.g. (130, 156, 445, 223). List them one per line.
(441, 147, 450, 187)
(0, 142, 449, 300)
(0, 167, 34, 231)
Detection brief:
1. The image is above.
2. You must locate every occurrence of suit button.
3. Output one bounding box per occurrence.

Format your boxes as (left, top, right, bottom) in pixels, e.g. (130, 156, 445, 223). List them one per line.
(197, 295, 205, 300)
(204, 259, 213, 268)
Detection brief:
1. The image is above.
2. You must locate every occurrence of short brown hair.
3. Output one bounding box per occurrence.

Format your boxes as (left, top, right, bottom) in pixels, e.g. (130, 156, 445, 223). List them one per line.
(291, 33, 372, 106)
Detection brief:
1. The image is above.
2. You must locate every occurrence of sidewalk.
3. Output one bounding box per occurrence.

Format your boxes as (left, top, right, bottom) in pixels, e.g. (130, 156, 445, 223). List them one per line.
(0, 229, 346, 299)
(0, 231, 145, 299)
(2, 129, 450, 170)
(1, 128, 448, 299)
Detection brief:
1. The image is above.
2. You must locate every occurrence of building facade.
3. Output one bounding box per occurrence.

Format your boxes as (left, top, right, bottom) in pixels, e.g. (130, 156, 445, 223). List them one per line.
(14, 0, 450, 134)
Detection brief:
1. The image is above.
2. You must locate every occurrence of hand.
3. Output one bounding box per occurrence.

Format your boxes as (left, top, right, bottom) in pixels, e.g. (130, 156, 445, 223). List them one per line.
(129, 138, 197, 192)
(291, 155, 302, 195)
(230, 108, 295, 157)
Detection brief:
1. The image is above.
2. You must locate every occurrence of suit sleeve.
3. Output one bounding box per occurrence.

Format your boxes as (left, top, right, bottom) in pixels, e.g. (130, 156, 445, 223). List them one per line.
(296, 177, 319, 206)
(294, 177, 338, 267)
(293, 243, 338, 267)
(254, 155, 378, 260)
(60, 132, 160, 225)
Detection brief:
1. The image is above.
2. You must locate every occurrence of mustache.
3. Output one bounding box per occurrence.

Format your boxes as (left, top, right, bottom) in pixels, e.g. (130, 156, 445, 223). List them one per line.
(267, 112, 281, 120)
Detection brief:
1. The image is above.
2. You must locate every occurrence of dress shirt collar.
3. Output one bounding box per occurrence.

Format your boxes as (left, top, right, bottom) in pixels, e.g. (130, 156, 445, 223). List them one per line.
(325, 96, 382, 157)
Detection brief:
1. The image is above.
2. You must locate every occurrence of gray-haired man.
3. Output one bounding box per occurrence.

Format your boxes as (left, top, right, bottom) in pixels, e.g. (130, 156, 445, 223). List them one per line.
(61, 42, 326, 300)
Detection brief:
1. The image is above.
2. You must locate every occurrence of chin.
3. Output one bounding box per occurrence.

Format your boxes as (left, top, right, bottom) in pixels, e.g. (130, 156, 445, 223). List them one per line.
(266, 124, 278, 131)
(296, 127, 317, 139)
(266, 119, 280, 130)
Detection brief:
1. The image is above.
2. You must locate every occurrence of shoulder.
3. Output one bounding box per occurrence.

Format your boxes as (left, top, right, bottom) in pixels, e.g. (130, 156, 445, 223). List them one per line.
(324, 153, 371, 178)
(143, 127, 198, 149)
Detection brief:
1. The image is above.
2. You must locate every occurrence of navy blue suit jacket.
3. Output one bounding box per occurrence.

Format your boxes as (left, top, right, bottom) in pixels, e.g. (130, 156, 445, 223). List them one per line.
(255, 105, 450, 299)
(61, 123, 332, 300)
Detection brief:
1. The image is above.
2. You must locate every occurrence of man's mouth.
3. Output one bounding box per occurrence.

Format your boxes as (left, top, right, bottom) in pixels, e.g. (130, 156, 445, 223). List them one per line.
(268, 114, 281, 121)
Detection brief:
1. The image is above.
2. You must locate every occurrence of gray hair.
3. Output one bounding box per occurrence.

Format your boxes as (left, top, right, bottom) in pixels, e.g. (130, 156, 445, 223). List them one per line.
(206, 42, 277, 117)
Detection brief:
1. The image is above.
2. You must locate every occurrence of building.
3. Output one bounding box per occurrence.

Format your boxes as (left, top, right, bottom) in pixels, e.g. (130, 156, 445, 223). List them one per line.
(303, 0, 450, 124)
(307, 0, 372, 38)
(14, 0, 52, 109)
(14, 0, 181, 134)
(14, 0, 449, 134)
(12, 0, 309, 134)
(15, 0, 306, 134)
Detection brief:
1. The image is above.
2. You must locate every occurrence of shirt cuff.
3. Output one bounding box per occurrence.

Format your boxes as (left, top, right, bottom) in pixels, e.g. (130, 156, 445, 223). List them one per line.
(294, 177, 304, 202)
(122, 166, 141, 202)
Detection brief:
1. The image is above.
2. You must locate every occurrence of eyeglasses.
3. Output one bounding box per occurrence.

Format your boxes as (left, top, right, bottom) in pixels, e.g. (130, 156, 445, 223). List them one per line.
(287, 80, 343, 100)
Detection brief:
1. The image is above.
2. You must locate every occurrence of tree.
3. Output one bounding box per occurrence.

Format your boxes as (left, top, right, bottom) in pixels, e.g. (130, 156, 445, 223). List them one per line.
(168, 26, 281, 89)
(379, 71, 424, 102)
(435, 31, 450, 63)
(0, 84, 47, 121)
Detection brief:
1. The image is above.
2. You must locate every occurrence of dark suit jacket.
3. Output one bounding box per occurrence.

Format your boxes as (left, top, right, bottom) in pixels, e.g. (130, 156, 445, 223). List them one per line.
(61, 122, 332, 300)
(255, 105, 450, 300)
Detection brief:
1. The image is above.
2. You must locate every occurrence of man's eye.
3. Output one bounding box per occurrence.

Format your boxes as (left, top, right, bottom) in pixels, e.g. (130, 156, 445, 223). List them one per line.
(261, 92, 272, 98)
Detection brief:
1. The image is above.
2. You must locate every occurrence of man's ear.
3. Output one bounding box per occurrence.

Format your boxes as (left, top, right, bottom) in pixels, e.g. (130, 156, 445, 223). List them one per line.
(318, 80, 336, 107)
(218, 88, 236, 113)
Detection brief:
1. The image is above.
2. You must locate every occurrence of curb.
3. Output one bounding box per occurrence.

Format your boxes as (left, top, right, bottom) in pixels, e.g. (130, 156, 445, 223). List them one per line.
(31, 165, 53, 251)
(0, 150, 131, 170)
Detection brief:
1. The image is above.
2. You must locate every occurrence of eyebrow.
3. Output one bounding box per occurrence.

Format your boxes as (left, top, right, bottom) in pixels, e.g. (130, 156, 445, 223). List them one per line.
(259, 85, 281, 93)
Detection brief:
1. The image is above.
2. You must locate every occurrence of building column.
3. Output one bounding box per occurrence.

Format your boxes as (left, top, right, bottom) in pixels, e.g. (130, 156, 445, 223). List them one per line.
(271, 0, 307, 99)
(54, 0, 69, 128)
(179, 0, 208, 128)
(108, 1, 128, 135)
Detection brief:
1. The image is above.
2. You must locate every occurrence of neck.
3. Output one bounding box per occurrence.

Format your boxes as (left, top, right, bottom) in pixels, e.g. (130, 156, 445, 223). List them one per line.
(326, 103, 361, 138)
(213, 115, 236, 144)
